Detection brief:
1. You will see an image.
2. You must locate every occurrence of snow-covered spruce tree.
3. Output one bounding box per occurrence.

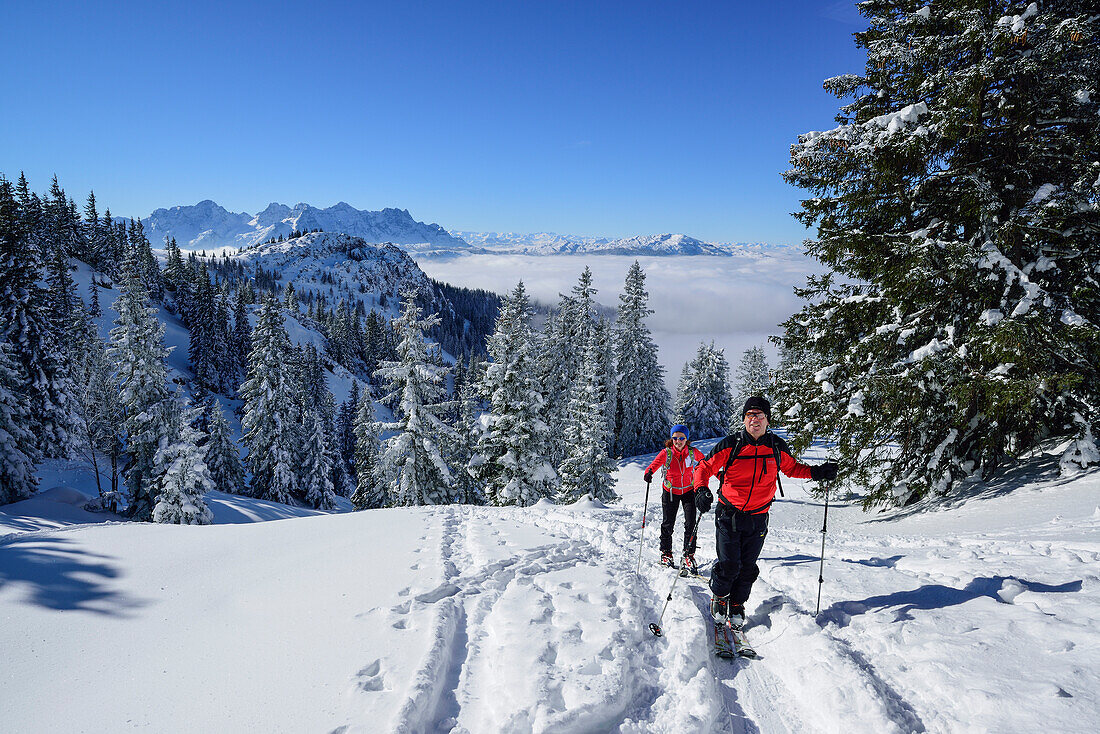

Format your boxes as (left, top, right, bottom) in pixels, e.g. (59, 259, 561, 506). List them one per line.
(0, 340, 38, 503)
(88, 279, 101, 318)
(45, 243, 81, 353)
(77, 330, 125, 499)
(614, 261, 670, 456)
(732, 346, 771, 429)
(241, 297, 300, 504)
(204, 397, 245, 495)
(779, 1, 1100, 506)
(301, 410, 338, 510)
(449, 362, 484, 505)
(231, 286, 251, 380)
(593, 318, 618, 453)
(557, 330, 617, 504)
(674, 341, 734, 440)
(373, 290, 458, 506)
(108, 251, 176, 521)
(69, 318, 116, 497)
(472, 281, 557, 506)
(127, 218, 162, 302)
(770, 335, 831, 440)
(351, 391, 383, 510)
(0, 175, 80, 460)
(294, 345, 331, 497)
(537, 267, 600, 465)
(536, 306, 574, 467)
(83, 192, 109, 271)
(337, 380, 360, 493)
(188, 265, 217, 395)
(43, 176, 86, 264)
(213, 289, 235, 394)
(163, 237, 187, 298)
(152, 403, 214, 525)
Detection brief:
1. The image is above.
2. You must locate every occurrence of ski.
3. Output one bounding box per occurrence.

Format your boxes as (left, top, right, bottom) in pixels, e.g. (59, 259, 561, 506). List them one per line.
(711, 617, 735, 658)
(729, 623, 758, 659)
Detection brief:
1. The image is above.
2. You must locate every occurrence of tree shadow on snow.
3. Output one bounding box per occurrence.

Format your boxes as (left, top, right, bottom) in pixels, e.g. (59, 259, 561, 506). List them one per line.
(818, 576, 1083, 627)
(0, 536, 147, 616)
(867, 454, 1074, 522)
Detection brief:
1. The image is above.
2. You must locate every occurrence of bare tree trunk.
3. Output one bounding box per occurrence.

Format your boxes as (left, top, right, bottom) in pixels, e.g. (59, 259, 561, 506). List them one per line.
(86, 426, 103, 496)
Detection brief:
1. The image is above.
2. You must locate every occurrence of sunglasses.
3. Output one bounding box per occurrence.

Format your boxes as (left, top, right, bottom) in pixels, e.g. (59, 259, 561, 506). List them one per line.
(671, 436, 687, 441)
(744, 411, 767, 420)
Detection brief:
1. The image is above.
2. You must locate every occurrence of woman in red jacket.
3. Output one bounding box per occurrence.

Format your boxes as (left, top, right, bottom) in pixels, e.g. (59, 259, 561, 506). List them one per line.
(693, 396, 837, 627)
(644, 424, 705, 574)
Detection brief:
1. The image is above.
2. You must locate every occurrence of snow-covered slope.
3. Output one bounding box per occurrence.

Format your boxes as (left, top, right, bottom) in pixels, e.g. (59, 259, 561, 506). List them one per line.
(2, 444, 1097, 733)
(236, 231, 436, 306)
(143, 200, 467, 251)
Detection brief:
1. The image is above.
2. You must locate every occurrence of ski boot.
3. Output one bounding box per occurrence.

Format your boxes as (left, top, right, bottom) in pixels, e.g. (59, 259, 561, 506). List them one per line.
(711, 594, 730, 621)
(728, 603, 746, 630)
(680, 553, 699, 576)
(660, 552, 676, 569)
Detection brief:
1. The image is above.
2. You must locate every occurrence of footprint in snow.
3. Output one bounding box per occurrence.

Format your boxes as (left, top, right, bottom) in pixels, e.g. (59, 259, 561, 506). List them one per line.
(354, 660, 386, 692)
(415, 583, 461, 604)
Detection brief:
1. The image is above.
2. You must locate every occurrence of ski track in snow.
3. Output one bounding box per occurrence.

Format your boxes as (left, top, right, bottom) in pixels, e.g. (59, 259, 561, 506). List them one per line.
(374, 504, 665, 733)
(364, 502, 844, 734)
(504, 506, 913, 734)
(336, 490, 1099, 734)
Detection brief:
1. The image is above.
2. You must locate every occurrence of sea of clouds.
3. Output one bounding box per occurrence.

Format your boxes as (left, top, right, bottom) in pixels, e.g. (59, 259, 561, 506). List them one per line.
(416, 252, 827, 395)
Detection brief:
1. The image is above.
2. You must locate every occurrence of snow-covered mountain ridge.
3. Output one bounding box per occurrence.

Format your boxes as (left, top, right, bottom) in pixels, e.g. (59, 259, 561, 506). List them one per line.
(231, 231, 490, 362)
(236, 231, 434, 299)
(142, 200, 466, 251)
(450, 230, 729, 255)
(449, 230, 800, 257)
(135, 198, 796, 257)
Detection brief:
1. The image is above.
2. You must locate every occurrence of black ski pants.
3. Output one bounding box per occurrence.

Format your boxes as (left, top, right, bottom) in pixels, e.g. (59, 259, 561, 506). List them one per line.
(660, 489, 698, 556)
(709, 505, 769, 604)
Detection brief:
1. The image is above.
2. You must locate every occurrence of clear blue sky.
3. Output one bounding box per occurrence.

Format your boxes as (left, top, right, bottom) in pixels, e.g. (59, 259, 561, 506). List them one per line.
(1, 0, 867, 244)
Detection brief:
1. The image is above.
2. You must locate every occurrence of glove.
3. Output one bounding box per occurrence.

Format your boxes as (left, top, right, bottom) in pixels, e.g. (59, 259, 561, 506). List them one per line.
(695, 488, 713, 514)
(811, 462, 838, 482)
(644, 471, 653, 483)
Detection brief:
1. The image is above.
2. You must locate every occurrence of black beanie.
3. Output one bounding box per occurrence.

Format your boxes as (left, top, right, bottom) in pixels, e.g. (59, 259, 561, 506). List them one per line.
(742, 396, 771, 420)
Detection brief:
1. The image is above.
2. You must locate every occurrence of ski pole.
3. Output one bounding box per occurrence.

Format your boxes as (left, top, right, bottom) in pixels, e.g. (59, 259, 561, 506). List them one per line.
(635, 478, 652, 577)
(814, 481, 831, 616)
(650, 506, 706, 637)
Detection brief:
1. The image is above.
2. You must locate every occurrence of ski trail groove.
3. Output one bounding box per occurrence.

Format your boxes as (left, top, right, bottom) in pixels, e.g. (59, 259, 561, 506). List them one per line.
(682, 576, 816, 734)
(389, 507, 465, 734)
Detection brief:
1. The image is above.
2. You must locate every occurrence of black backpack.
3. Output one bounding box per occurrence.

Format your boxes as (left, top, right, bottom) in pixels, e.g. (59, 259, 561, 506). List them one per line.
(713, 431, 785, 506)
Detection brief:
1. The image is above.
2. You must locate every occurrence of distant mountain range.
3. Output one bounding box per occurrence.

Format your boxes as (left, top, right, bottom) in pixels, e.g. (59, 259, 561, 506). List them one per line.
(448, 231, 734, 256)
(142, 200, 465, 252)
(137, 199, 787, 257)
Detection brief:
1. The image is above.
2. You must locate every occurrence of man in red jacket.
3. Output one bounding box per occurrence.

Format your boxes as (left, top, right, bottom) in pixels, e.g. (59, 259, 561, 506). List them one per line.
(693, 396, 837, 627)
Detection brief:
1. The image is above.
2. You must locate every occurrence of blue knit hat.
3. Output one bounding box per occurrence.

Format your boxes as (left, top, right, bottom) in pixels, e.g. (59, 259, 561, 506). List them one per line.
(670, 424, 689, 439)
